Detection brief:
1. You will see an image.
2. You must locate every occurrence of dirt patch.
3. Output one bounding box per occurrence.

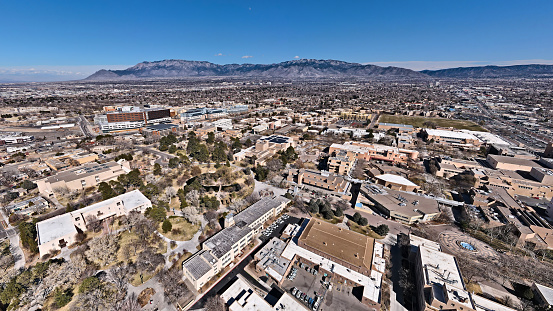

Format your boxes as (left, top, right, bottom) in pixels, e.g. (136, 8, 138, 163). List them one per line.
(138, 287, 156, 307)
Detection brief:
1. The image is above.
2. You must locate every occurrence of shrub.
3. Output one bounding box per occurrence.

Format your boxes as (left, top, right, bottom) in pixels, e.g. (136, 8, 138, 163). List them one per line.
(162, 219, 173, 233)
(79, 276, 101, 293)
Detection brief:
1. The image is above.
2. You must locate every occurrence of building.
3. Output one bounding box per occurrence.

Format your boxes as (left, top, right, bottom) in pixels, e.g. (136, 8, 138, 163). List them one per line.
(254, 237, 292, 284)
(233, 135, 294, 166)
(532, 283, 553, 308)
(411, 235, 517, 311)
(208, 118, 233, 131)
(221, 275, 308, 311)
(421, 128, 482, 149)
(327, 150, 356, 175)
(530, 167, 553, 185)
(95, 106, 171, 133)
(358, 185, 440, 224)
(0, 133, 34, 145)
(36, 160, 130, 197)
(545, 142, 553, 158)
(377, 122, 415, 134)
(36, 190, 151, 257)
(374, 174, 420, 192)
(329, 141, 419, 164)
(287, 169, 352, 200)
(281, 219, 385, 309)
(486, 154, 542, 172)
(141, 123, 179, 136)
(182, 196, 290, 291)
(6, 196, 49, 216)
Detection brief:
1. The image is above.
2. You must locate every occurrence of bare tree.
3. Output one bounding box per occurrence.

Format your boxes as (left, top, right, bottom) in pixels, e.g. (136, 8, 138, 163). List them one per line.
(119, 292, 141, 311)
(85, 215, 103, 232)
(205, 295, 226, 311)
(185, 190, 200, 207)
(159, 268, 191, 304)
(245, 191, 260, 205)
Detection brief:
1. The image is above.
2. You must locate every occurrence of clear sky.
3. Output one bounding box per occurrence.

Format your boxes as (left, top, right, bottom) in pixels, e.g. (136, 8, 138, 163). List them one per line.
(1, 0, 552, 81)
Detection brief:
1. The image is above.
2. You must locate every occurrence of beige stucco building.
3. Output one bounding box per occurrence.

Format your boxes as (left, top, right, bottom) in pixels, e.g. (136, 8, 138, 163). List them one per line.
(36, 190, 151, 257)
(36, 160, 130, 197)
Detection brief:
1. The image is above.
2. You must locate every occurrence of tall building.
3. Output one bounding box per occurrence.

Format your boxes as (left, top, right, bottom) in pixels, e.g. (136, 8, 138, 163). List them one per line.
(94, 106, 171, 133)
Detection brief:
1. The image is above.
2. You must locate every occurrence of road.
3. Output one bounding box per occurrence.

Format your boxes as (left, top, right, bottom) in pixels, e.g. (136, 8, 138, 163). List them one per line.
(78, 115, 96, 138)
(189, 215, 303, 310)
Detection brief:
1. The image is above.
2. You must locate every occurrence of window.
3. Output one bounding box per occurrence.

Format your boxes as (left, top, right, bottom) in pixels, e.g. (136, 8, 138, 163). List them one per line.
(75, 217, 80, 221)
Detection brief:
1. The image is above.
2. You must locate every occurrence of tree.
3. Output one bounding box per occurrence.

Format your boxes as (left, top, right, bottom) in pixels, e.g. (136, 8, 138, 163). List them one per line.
(85, 235, 118, 267)
(162, 219, 172, 233)
(323, 209, 334, 219)
(352, 212, 362, 223)
(266, 159, 284, 172)
(98, 182, 116, 200)
(212, 142, 227, 163)
(205, 295, 225, 311)
(168, 144, 177, 154)
(168, 157, 180, 168)
(206, 132, 215, 144)
(145, 206, 167, 222)
(136, 247, 164, 272)
(79, 276, 102, 293)
(18, 222, 38, 253)
(374, 224, 389, 236)
(308, 199, 319, 214)
(85, 215, 103, 232)
(254, 166, 268, 181)
(53, 287, 73, 308)
(358, 217, 368, 226)
(182, 206, 199, 223)
(334, 206, 343, 217)
(153, 163, 162, 175)
(20, 179, 37, 190)
(191, 166, 202, 176)
(159, 268, 191, 304)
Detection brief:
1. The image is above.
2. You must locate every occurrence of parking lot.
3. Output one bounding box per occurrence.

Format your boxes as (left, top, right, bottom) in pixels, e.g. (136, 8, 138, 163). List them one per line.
(281, 261, 370, 311)
(259, 214, 302, 241)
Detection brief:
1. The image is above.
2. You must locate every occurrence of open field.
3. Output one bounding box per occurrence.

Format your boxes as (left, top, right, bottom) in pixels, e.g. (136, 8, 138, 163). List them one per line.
(379, 115, 487, 132)
(158, 216, 200, 241)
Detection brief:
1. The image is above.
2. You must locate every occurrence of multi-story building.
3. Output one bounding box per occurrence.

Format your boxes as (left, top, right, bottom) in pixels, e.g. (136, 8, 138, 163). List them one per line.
(287, 169, 352, 200)
(280, 219, 385, 309)
(357, 184, 440, 224)
(182, 196, 290, 291)
(411, 235, 516, 311)
(36, 190, 151, 257)
(486, 154, 542, 172)
(94, 106, 171, 133)
(233, 135, 294, 165)
(327, 150, 356, 175)
(377, 122, 415, 135)
(329, 141, 419, 163)
(36, 160, 130, 197)
(544, 142, 553, 158)
(0, 133, 34, 145)
(421, 128, 483, 149)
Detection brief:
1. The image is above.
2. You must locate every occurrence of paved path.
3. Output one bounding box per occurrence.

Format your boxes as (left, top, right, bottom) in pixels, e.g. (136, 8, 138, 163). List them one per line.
(478, 282, 521, 309)
(9, 234, 25, 270)
(127, 275, 175, 311)
(253, 179, 287, 197)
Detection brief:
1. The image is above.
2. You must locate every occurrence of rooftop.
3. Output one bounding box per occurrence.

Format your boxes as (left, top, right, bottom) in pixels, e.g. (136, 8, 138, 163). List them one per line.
(36, 213, 77, 245)
(534, 283, 553, 306)
(75, 189, 150, 214)
(204, 223, 252, 259)
(299, 219, 374, 271)
(43, 161, 123, 184)
(487, 154, 542, 168)
(424, 128, 481, 140)
(182, 250, 218, 280)
(233, 196, 290, 227)
(375, 174, 418, 187)
(363, 186, 440, 217)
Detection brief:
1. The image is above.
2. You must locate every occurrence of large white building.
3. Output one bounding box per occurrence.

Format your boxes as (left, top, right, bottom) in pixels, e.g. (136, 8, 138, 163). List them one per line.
(182, 196, 290, 290)
(36, 190, 151, 257)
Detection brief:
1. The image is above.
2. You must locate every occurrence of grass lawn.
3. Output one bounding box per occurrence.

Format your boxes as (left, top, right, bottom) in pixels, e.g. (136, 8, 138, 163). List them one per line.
(131, 270, 156, 287)
(311, 213, 343, 224)
(465, 282, 482, 294)
(158, 217, 200, 241)
(348, 221, 383, 239)
(115, 231, 167, 264)
(379, 115, 487, 132)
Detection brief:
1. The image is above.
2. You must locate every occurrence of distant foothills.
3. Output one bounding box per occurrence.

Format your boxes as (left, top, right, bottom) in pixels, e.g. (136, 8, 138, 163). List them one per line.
(84, 59, 553, 81)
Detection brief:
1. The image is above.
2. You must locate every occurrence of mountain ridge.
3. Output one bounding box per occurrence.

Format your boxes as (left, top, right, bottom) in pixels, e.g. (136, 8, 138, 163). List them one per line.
(85, 60, 553, 81)
(85, 59, 427, 80)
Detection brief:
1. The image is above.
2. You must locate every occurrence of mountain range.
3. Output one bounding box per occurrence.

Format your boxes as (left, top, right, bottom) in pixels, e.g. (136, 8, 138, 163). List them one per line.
(86, 59, 553, 81)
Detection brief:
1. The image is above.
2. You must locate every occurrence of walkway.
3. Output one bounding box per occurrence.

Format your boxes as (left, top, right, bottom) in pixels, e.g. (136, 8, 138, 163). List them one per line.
(126, 275, 175, 311)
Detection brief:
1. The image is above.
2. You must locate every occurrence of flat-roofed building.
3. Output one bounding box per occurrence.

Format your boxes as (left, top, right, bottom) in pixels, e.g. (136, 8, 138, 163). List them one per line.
(358, 185, 440, 224)
(182, 196, 290, 291)
(329, 141, 419, 163)
(6, 196, 49, 216)
(422, 128, 482, 149)
(233, 135, 294, 165)
(377, 122, 415, 134)
(287, 169, 352, 200)
(281, 219, 385, 309)
(486, 154, 542, 172)
(530, 167, 553, 185)
(36, 160, 130, 198)
(544, 142, 553, 158)
(221, 275, 309, 311)
(36, 190, 151, 257)
(327, 150, 356, 175)
(374, 174, 420, 192)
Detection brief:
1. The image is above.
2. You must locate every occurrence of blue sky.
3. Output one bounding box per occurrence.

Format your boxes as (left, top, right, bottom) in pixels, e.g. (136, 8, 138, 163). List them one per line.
(1, 0, 552, 81)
